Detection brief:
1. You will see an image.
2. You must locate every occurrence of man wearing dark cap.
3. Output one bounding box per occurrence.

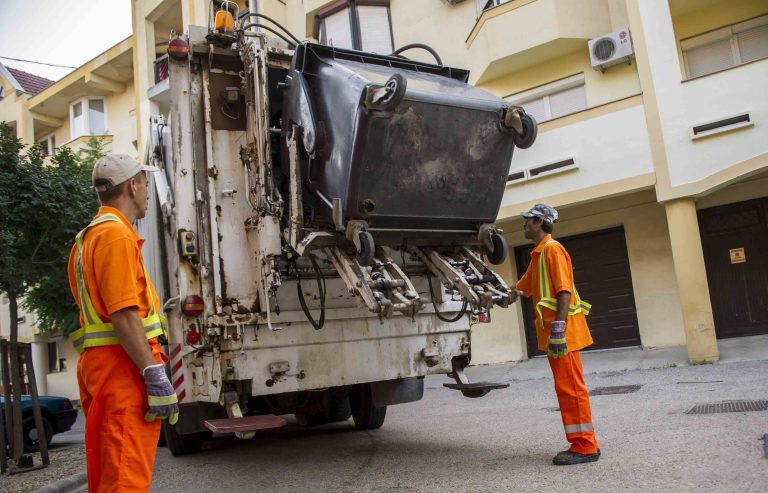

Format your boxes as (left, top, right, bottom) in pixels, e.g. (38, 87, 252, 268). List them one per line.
(516, 204, 600, 465)
(67, 154, 179, 491)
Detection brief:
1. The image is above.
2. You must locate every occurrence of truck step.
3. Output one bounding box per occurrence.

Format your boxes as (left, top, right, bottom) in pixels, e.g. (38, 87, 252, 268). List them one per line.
(204, 415, 287, 433)
(443, 382, 510, 399)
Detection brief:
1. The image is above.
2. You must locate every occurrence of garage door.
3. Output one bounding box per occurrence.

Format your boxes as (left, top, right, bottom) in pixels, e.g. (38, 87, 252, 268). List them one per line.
(698, 198, 768, 339)
(514, 227, 641, 356)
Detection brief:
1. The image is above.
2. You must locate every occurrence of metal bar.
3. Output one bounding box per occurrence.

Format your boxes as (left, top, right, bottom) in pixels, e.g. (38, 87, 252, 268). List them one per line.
(23, 345, 49, 466)
(0, 341, 8, 473)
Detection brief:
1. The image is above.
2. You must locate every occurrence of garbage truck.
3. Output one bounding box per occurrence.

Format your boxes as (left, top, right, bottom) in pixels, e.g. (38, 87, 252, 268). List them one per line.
(141, 14, 538, 456)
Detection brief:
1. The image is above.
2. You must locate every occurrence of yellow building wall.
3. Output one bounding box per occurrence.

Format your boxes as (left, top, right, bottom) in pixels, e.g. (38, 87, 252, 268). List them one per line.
(107, 80, 138, 156)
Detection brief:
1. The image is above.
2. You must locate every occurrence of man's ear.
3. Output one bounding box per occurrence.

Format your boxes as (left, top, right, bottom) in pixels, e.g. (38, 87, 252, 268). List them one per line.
(127, 177, 138, 198)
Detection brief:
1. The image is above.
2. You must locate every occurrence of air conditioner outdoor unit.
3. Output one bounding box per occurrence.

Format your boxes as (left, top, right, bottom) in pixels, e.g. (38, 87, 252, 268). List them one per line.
(588, 27, 633, 72)
(441, 0, 467, 4)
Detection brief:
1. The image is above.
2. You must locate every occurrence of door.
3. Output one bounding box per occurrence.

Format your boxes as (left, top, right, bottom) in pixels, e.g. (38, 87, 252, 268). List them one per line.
(514, 227, 641, 356)
(698, 198, 768, 339)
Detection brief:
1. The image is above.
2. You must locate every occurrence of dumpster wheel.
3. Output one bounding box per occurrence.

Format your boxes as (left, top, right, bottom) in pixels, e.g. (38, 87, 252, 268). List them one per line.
(355, 231, 375, 266)
(512, 113, 537, 149)
(375, 74, 407, 111)
(485, 232, 508, 265)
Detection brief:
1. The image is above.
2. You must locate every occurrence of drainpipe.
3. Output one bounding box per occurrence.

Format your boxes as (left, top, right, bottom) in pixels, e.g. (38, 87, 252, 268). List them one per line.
(248, 0, 260, 33)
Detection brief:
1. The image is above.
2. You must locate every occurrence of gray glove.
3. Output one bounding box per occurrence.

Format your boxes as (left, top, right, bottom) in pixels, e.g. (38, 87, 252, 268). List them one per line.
(142, 364, 179, 425)
(547, 320, 568, 358)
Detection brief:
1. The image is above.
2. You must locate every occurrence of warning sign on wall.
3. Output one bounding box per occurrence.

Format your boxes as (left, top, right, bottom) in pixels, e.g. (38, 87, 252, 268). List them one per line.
(729, 248, 746, 264)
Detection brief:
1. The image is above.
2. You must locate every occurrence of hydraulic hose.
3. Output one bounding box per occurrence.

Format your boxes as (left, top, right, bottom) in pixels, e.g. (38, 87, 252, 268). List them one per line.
(240, 13, 302, 45)
(390, 43, 443, 66)
(426, 272, 468, 323)
(294, 255, 326, 330)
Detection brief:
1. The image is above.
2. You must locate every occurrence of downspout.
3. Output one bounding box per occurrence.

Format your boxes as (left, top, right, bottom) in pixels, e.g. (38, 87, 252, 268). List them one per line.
(248, 0, 261, 33)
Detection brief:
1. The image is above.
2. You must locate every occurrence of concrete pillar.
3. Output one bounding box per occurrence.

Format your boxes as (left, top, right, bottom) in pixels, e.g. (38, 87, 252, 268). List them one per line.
(664, 198, 719, 362)
(31, 342, 49, 396)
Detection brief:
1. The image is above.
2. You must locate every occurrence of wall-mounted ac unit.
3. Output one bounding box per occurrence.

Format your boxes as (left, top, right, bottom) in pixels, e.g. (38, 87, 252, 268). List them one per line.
(589, 28, 633, 72)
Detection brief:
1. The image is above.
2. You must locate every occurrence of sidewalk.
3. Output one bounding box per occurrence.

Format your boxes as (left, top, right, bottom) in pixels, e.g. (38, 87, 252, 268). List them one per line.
(442, 333, 768, 387)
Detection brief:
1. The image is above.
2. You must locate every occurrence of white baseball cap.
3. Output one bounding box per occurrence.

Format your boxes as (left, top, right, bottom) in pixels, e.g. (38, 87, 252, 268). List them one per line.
(92, 154, 158, 192)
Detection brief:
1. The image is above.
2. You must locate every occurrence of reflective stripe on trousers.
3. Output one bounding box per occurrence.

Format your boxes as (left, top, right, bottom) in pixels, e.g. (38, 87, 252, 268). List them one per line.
(548, 351, 599, 455)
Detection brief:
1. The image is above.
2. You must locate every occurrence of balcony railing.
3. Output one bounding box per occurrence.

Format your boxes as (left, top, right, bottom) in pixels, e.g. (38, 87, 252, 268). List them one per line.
(154, 54, 170, 85)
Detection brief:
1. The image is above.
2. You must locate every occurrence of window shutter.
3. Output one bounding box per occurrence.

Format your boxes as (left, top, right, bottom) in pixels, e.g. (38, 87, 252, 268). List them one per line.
(685, 38, 735, 78)
(520, 97, 546, 123)
(735, 23, 768, 64)
(357, 6, 392, 54)
(323, 8, 354, 49)
(548, 84, 587, 119)
(89, 99, 106, 135)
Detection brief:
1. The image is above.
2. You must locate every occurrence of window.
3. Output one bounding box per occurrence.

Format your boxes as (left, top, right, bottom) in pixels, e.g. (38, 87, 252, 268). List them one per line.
(37, 133, 56, 156)
(70, 98, 107, 139)
(476, 0, 509, 16)
(682, 14, 768, 79)
(505, 74, 588, 123)
(48, 342, 59, 373)
(316, 1, 393, 54)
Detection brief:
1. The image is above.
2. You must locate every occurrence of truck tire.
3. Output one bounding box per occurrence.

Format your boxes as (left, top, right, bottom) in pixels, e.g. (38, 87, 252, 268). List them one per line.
(350, 384, 387, 430)
(328, 397, 352, 422)
(162, 420, 209, 456)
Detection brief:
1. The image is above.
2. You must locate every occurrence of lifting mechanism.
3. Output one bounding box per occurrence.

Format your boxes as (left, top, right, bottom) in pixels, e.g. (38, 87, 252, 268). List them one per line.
(179, 0, 538, 434)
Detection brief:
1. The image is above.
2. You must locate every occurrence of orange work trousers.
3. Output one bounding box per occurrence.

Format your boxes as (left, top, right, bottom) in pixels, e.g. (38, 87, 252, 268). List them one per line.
(77, 343, 165, 492)
(547, 351, 599, 455)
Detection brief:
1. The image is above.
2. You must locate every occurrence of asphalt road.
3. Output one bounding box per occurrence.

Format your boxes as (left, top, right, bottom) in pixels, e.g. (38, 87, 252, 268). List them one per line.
(150, 358, 768, 493)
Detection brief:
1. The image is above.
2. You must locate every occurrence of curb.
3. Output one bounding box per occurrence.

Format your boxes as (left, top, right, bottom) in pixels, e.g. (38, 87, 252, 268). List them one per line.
(31, 471, 87, 493)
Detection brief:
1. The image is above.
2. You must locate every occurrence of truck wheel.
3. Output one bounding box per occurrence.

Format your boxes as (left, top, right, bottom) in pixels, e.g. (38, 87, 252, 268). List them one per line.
(512, 113, 537, 149)
(328, 397, 352, 422)
(350, 384, 387, 430)
(356, 231, 375, 266)
(486, 232, 508, 265)
(162, 420, 209, 456)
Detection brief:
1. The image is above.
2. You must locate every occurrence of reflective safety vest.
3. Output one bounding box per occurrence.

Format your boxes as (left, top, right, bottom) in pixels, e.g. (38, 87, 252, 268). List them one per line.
(69, 213, 165, 354)
(535, 240, 592, 329)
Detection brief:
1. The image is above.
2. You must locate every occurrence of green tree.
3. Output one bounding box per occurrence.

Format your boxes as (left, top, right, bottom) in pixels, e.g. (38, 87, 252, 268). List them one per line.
(0, 122, 98, 460)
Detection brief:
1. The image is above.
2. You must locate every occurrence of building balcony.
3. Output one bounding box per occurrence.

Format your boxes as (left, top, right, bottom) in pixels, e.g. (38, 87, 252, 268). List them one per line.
(498, 96, 655, 218)
(466, 0, 614, 84)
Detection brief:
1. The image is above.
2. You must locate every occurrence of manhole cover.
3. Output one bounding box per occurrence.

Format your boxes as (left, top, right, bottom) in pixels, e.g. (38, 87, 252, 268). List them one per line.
(686, 400, 768, 415)
(589, 385, 642, 396)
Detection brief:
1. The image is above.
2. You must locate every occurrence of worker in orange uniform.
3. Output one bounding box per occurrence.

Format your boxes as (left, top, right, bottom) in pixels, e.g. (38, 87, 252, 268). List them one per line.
(67, 154, 179, 492)
(515, 204, 600, 465)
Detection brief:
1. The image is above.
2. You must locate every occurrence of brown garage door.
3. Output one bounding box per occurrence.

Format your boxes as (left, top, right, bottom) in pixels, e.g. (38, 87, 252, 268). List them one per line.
(514, 227, 641, 356)
(698, 198, 768, 339)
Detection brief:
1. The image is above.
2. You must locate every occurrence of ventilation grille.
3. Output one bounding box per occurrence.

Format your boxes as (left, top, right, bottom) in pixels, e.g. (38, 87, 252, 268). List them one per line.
(693, 113, 751, 135)
(686, 399, 768, 415)
(529, 158, 576, 178)
(592, 38, 616, 61)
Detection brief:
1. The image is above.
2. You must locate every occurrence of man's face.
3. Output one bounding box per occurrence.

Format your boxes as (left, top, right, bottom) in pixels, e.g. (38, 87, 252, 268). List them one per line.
(523, 216, 540, 240)
(133, 172, 149, 219)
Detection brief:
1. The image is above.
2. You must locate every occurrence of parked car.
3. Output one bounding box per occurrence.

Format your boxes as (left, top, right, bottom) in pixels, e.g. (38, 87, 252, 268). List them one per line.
(1, 395, 78, 452)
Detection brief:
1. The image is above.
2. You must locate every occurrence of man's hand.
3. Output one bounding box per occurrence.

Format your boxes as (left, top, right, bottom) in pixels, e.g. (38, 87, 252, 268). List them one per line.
(142, 364, 179, 425)
(510, 289, 523, 303)
(547, 320, 568, 358)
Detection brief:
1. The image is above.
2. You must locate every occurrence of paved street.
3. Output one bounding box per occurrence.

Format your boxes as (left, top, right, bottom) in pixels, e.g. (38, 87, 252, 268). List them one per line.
(150, 336, 768, 493)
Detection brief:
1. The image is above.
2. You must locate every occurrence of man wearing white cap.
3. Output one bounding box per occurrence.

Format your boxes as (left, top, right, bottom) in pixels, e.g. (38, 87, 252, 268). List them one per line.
(67, 154, 178, 491)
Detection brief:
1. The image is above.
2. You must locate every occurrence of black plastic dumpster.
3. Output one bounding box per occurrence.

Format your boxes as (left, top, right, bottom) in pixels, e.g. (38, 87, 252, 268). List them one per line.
(282, 43, 520, 238)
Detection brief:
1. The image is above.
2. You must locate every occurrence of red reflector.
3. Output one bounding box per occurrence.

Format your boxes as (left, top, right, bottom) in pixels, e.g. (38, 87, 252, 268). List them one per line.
(63, 400, 74, 410)
(186, 329, 201, 345)
(477, 312, 488, 323)
(182, 295, 204, 317)
(168, 37, 189, 60)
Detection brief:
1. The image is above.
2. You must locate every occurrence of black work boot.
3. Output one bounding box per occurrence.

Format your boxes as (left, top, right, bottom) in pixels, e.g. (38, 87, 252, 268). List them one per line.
(552, 448, 601, 465)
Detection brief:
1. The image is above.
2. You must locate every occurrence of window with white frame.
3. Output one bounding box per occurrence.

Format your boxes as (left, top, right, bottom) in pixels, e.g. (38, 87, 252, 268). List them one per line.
(37, 133, 56, 156)
(682, 14, 768, 79)
(316, 1, 393, 54)
(70, 98, 106, 139)
(505, 74, 588, 123)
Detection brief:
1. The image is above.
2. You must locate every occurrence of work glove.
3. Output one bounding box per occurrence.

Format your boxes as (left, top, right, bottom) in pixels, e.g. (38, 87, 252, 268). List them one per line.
(547, 320, 568, 359)
(142, 364, 179, 425)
